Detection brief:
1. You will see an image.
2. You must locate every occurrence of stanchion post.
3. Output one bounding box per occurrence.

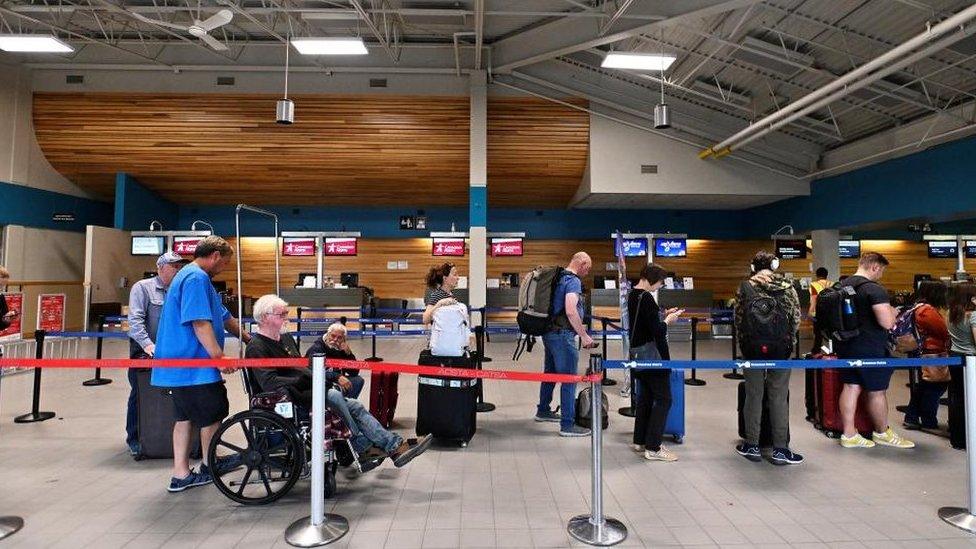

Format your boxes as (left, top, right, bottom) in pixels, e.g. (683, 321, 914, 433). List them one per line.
(14, 330, 56, 423)
(723, 320, 744, 380)
(83, 315, 112, 386)
(600, 318, 617, 387)
(939, 355, 976, 532)
(286, 353, 349, 547)
(569, 354, 627, 547)
(473, 326, 495, 413)
(364, 321, 383, 362)
(476, 308, 492, 363)
(686, 317, 705, 386)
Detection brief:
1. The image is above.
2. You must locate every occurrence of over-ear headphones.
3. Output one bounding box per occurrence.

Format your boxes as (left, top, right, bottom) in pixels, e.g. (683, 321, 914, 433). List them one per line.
(751, 257, 780, 272)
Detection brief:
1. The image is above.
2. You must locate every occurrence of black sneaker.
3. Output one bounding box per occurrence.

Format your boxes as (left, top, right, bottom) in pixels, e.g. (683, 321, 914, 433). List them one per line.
(770, 448, 804, 466)
(735, 443, 761, 462)
(167, 469, 212, 493)
(357, 447, 388, 473)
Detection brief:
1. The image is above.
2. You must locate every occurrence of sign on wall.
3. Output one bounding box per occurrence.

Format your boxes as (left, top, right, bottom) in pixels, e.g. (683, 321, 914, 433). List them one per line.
(0, 293, 24, 341)
(490, 238, 523, 257)
(325, 238, 358, 256)
(432, 238, 465, 257)
(37, 293, 66, 333)
(172, 236, 202, 256)
(282, 238, 316, 257)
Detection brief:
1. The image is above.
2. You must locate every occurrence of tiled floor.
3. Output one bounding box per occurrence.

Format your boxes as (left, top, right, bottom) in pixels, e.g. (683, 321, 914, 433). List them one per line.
(0, 334, 974, 548)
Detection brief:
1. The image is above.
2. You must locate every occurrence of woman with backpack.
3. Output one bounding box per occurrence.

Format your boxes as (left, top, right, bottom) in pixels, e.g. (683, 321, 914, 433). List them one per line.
(902, 281, 950, 430)
(423, 263, 460, 325)
(947, 283, 976, 449)
(628, 264, 683, 462)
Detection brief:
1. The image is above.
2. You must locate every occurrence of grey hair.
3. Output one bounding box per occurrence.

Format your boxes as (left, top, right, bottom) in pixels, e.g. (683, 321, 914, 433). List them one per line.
(253, 294, 288, 324)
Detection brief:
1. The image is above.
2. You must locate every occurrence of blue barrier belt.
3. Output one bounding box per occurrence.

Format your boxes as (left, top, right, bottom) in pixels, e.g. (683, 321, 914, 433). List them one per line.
(46, 331, 243, 340)
(604, 357, 963, 370)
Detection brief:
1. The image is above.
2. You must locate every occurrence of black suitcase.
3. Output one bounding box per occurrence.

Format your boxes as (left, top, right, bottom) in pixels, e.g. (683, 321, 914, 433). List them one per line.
(136, 369, 201, 460)
(737, 381, 789, 448)
(416, 351, 477, 446)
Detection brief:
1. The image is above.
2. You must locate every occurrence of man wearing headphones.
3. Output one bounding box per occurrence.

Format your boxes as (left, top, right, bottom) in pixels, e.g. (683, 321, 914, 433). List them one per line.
(734, 251, 803, 465)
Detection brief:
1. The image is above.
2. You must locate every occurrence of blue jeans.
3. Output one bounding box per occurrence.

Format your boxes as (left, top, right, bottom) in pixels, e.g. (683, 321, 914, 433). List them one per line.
(344, 375, 365, 399)
(538, 330, 579, 430)
(126, 368, 139, 447)
(905, 377, 947, 425)
(326, 388, 401, 454)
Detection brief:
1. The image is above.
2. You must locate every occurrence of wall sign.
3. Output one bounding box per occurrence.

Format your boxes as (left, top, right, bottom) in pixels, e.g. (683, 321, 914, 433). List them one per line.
(325, 237, 358, 256)
(490, 238, 524, 257)
(37, 293, 66, 333)
(172, 236, 202, 256)
(282, 238, 316, 257)
(399, 216, 417, 230)
(432, 238, 465, 257)
(52, 213, 75, 222)
(0, 293, 24, 341)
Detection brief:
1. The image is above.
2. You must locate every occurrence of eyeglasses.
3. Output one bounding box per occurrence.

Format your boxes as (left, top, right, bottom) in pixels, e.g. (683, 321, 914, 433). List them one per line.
(271, 311, 290, 318)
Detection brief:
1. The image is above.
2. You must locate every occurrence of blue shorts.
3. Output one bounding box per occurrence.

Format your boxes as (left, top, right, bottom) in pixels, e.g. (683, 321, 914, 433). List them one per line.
(841, 367, 895, 391)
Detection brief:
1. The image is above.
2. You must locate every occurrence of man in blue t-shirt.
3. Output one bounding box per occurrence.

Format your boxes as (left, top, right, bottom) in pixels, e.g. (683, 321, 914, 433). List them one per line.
(151, 235, 251, 492)
(535, 251, 597, 437)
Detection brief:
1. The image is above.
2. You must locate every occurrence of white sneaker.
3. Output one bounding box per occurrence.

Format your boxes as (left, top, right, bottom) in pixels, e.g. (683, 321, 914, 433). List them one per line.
(644, 446, 678, 462)
(633, 444, 643, 453)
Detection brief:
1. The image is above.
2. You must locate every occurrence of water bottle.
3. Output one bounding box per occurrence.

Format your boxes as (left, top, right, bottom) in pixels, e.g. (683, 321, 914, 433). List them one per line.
(843, 297, 854, 316)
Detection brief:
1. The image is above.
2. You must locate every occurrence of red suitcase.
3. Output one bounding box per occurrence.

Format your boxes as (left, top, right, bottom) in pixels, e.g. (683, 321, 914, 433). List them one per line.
(368, 371, 399, 429)
(815, 367, 874, 438)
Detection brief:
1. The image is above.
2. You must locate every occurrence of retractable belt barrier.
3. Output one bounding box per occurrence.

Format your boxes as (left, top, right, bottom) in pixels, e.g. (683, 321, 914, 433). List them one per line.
(604, 356, 963, 370)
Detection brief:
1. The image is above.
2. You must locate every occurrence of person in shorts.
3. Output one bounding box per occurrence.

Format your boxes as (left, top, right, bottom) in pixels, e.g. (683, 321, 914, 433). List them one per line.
(151, 236, 251, 492)
(834, 252, 914, 449)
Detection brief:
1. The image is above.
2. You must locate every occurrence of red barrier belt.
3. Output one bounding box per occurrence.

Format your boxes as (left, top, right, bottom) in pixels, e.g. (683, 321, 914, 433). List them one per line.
(0, 357, 600, 384)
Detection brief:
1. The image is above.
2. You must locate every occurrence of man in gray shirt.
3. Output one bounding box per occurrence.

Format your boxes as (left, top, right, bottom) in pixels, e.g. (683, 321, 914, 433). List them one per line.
(126, 251, 187, 456)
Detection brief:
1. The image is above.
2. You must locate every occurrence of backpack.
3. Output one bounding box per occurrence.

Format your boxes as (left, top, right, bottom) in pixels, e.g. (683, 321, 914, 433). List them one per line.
(889, 304, 923, 357)
(430, 302, 470, 357)
(736, 281, 794, 360)
(816, 279, 872, 342)
(575, 387, 609, 430)
(517, 266, 569, 336)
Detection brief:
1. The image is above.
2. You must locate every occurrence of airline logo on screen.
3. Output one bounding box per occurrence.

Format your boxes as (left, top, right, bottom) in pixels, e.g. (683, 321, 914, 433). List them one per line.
(657, 239, 686, 256)
(283, 239, 316, 256)
(433, 239, 465, 256)
(491, 238, 523, 256)
(622, 239, 646, 257)
(172, 237, 201, 256)
(325, 238, 357, 256)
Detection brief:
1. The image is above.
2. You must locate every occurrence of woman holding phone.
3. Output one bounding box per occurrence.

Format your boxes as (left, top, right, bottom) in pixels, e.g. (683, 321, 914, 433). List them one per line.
(628, 263, 683, 462)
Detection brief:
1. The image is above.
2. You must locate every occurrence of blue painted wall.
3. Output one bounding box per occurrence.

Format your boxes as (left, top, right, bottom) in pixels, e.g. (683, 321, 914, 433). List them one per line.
(0, 180, 112, 232)
(114, 173, 179, 231)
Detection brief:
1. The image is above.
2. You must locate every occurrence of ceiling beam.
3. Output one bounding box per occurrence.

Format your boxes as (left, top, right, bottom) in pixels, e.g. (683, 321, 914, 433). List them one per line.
(491, 0, 763, 73)
(474, 0, 483, 69)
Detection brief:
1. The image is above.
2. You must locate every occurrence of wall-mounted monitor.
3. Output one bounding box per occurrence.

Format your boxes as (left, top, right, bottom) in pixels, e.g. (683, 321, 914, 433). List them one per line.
(172, 236, 202, 256)
(966, 241, 976, 259)
(838, 240, 861, 259)
(654, 238, 687, 258)
(620, 238, 647, 257)
(325, 237, 358, 256)
(131, 236, 165, 256)
(775, 239, 807, 260)
(432, 238, 465, 257)
(282, 238, 316, 257)
(928, 240, 958, 259)
(490, 238, 523, 257)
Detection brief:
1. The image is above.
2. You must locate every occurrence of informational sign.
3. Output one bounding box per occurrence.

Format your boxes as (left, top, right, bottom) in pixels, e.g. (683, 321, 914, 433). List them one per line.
(490, 238, 523, 257)
(775, 239, 807, 260)
(654, 238, 687, 258)
(36, 293, 66, 333)
(621, 238, 647, 257)
(928, 240, 958, 259)
(965, 241, 976, 259)
(131, 236, 165, 256)
(399, 215, 417, 230)
(432, 238, 465, 257)
(0, 293, 24, 341)
(282, 238, 316, 257)
(324, 237, 358, 256)
(415, 216, 427, 230)
(838, 240, 861, 259)
(172, 236, 202, 256)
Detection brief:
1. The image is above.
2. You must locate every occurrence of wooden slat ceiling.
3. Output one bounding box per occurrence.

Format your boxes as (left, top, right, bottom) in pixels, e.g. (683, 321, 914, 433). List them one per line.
(32, 93, 588, 207)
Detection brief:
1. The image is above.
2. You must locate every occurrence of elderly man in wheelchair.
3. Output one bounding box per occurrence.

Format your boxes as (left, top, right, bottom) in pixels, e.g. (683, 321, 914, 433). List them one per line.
(207, 294, 431, 505)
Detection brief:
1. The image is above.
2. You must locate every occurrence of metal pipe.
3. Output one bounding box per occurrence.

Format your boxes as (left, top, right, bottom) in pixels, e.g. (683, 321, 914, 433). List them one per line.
(590, 366, 603, 525)
(348, 0, 397, 61)
(938, 355, 976, 532)
(235, 204, 281, 351)
(310, 353, 325, 525)
(704, 2, 976, 156)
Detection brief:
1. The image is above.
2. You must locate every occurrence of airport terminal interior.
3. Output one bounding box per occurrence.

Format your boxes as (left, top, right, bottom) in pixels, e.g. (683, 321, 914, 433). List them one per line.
(4, 0, 976, 547)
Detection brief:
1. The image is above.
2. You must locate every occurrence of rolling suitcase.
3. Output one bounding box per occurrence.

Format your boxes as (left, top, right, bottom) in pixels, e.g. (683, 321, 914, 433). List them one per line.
(736, 380, 789, 447)
(630, 369, 685, 443)
(815, 368, 874, 438)
(369, 371, 399, 429)
(135, 369, 201, 460)
(416, 351, 477, 445)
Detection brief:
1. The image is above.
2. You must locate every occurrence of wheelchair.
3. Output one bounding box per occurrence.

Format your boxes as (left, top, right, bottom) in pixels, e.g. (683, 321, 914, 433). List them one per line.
(207, 368, 372, 505)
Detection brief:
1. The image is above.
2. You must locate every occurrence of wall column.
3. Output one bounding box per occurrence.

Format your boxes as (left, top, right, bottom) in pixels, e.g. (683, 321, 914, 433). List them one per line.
(468, 71, 488, 324)
(811, 229, 840, 280)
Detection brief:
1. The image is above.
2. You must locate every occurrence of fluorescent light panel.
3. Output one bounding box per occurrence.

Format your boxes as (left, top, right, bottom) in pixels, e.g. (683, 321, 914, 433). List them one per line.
(0, 34, 73, 53)
(601, 52, 675, 71)
(291, 37, 368, 55)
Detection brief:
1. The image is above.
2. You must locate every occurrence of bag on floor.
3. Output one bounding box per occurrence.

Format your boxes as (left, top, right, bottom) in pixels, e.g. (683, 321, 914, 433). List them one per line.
(517, 266, 567, 336)
(430, 302, 470, 357)
(814, 368, 873, 438)
(416, 351, 477, 444)
(575, 387, 609, 430)
(368, 371, 399, 429)
(136, 369, 201, 460)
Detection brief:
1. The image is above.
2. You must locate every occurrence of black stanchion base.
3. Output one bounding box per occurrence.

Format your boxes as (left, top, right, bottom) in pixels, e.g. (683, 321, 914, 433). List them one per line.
(364, 357, 384, 363)
(82, 378, 112, 386)
(723, 372, 744, 380)
(601, 378, 618, 387)
(14, 411, 56, 423)
(618, 406, 636, 418)
(476, 402, 496, 413)
(0, 516, 24, 540)
(480, 356, 493, 363)
(684, 378, 706, 386)
(895, 404, 910, 414)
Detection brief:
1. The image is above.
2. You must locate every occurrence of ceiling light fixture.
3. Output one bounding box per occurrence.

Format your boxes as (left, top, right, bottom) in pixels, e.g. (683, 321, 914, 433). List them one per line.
(601, 52, 675, 71)
(276, 37, 294, 124)
(291, 37, 368, 55)
(0, 34, 73, 53)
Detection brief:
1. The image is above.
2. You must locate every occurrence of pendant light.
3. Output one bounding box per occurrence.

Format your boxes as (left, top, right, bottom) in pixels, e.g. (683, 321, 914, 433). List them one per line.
(654, 33, 671, 129)
(276, 37, 295, 124)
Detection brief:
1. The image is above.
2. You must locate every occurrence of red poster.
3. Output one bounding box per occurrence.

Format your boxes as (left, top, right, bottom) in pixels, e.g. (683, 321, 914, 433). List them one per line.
(0, 293, 24, 341)
(490, 238, 523, 257)
(283, 238, 316, 257)
(37, 294, 66, 333)
(325, 238, 358, 256)
(172, 237, 201, 256)
(433, 238, 465, 257)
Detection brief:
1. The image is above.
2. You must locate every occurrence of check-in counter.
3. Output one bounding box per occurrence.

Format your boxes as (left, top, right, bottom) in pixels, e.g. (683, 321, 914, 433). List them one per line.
(282, 288, 371, 332)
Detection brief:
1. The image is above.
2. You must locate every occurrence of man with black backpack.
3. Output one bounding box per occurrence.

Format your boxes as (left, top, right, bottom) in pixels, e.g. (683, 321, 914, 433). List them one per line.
(734, 251, 803, 465)
(532, 252, 597, 437)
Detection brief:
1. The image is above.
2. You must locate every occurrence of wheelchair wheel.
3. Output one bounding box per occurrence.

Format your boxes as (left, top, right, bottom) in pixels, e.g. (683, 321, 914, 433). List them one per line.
(208, 409, 304, 506)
